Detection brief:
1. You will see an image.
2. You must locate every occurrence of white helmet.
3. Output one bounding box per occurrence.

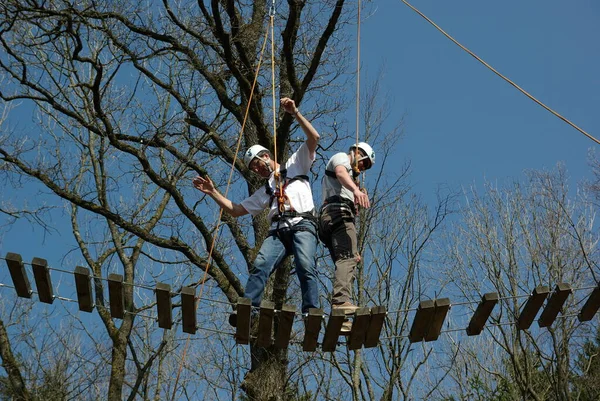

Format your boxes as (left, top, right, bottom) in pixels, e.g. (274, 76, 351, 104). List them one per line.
(243, 144, 269, 168)
(350, 142, 375, 167)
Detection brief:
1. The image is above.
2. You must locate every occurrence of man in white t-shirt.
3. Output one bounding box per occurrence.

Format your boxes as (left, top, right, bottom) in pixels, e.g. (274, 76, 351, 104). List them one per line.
(193, 98, 320, 325)
(319, 142, 375, 333)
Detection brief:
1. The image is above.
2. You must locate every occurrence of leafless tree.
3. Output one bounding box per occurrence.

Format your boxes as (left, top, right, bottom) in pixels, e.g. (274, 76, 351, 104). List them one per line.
(0, 0, 359, 399)
(0, 1, 474, 399)
(439, 166, 599, 400)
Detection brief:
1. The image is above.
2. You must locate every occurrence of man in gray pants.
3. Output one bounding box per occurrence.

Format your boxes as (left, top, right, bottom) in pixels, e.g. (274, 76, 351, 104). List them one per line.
(319, 142, 375, 333)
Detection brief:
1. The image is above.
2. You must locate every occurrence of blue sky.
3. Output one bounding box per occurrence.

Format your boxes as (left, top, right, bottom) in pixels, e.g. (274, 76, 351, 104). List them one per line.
(361, 0, 599, 198)
(1, 0, 599, 304)
(0, 3, 598, 397)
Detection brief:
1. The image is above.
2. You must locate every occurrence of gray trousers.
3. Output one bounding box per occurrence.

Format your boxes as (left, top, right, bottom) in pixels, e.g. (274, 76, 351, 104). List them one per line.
(318, 203, 358, 305)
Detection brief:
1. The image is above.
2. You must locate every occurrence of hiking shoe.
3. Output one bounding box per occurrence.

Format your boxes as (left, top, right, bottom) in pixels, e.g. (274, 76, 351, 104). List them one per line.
(340, 320, 352, 335)
(229, 310, 258, 329)
(228, 312, 237, 328)
(333, 302, 359, 315)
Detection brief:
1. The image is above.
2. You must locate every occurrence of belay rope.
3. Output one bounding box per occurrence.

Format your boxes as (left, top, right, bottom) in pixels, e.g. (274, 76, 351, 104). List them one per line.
(171, 6, 275, 399)
(353, 0, 362, 186)
(268, 0, 290, 214)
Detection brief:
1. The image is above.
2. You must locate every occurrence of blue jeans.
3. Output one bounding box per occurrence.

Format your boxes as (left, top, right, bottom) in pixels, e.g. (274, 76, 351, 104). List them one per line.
(244, 219, 319, 313)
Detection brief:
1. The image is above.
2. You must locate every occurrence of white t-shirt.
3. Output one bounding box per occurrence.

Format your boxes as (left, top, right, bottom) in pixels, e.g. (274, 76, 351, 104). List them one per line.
(321, 152, 354, 202)
(241, 142, 315, 229)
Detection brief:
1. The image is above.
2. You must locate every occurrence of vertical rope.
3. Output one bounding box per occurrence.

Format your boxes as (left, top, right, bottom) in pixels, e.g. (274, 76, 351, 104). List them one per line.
(170, 20, 272, 401)
(270, 13, 280, 180)
(353, 0, 362, 181)
(269, 8, 286, 212)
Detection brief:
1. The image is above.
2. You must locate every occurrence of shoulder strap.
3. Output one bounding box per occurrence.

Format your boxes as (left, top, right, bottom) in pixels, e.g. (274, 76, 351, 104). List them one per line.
(287, 174, 309, 183)
(326, 168, 358, 179)
(264, 168, 288, 196)
(264, 181, 273, 196)
(265, 172, 310, 210)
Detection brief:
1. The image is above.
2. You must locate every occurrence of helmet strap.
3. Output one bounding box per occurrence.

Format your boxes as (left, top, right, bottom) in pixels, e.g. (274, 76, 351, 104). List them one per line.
(250, 156, 274, 176)
(351, 150, 368, 165)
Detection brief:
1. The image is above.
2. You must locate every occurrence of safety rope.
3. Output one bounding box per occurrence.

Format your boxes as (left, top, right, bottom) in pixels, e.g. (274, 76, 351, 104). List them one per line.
(170, 17, 272, 401)
(1, 274, 597, 348)
(268, 4, 288, 213)
(400, 0, 600, 145)
(353, 0, 362, 182)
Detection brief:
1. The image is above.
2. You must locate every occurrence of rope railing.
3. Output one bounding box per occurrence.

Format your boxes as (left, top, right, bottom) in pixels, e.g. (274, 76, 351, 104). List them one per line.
(2, 253, 599, 353)
(1, 255, 598, 318)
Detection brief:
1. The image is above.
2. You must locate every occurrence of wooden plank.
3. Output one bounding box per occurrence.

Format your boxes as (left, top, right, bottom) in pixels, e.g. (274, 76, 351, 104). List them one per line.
(322, 309, 346, 352)
(155, 282, 172, 329)
(409, 300, 435, 343)
(181, 286, 197, 334)
(425, 298, 450, 342)
(364, 305, 387, 348)
(467, 292, 499, 336)
(517, 285, 550, 330)
(74, 266, 94, 312)
(31, 257, 53, 304)
(302, 308, 323, 352)
(107, 274, 124, 319)
(256, 301, 275, 348)
(538, 283, 572, 328)
(274, 304, 296, 349)
(579, 285, 600, 322)
(235, 298, 252, 345)
(5, 253, 32, 299)
(348, 307, 371, 350)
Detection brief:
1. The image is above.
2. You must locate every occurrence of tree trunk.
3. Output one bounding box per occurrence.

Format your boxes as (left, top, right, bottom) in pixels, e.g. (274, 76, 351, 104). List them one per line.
(243, 346, 289, 401)
(0, 319, 31, 401)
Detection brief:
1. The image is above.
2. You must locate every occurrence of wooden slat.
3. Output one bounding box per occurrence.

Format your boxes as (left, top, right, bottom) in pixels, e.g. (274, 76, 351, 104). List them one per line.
(274, 304, 296, 349)
(256, 301, 275, 348)
(181, 286, 197, 334)
(425, 298, 450, 342)
(579, 285, 600, 322)
(409, 300, 435, 343)
(74, 266, 94, 312)
(107, 274, 124, 319)
(517, 285, 550, 330)
(5, 253, 32, 299)
(302, 308, 323, 352)
(322, 309, 346, 352)
(364, 305, 387, 348)
(155, 282, 172, 329)
(348, 307, 371, 350)
(538, 283, 572, 328)
(235, 298, 252, 345)
(467, 292, 498, 336)
(31, 257, 53, 304)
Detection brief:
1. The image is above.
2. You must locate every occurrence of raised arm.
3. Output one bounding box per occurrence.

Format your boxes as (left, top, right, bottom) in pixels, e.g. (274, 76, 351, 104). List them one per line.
(281, 97, 320, 156)
(192, 176, 249, 217)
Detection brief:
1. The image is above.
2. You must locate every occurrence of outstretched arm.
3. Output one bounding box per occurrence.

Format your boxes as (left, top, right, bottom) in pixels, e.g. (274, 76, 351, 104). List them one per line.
(281, 97, 320, 156)
(192, 176, 249, 217)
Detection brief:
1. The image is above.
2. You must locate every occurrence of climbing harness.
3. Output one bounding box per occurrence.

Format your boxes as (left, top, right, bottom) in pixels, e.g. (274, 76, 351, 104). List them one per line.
(322, 195, 357, 216)
(265, 168, 317, 235)
(265, 168, 308, 212)
(324, 166, 360, 182)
